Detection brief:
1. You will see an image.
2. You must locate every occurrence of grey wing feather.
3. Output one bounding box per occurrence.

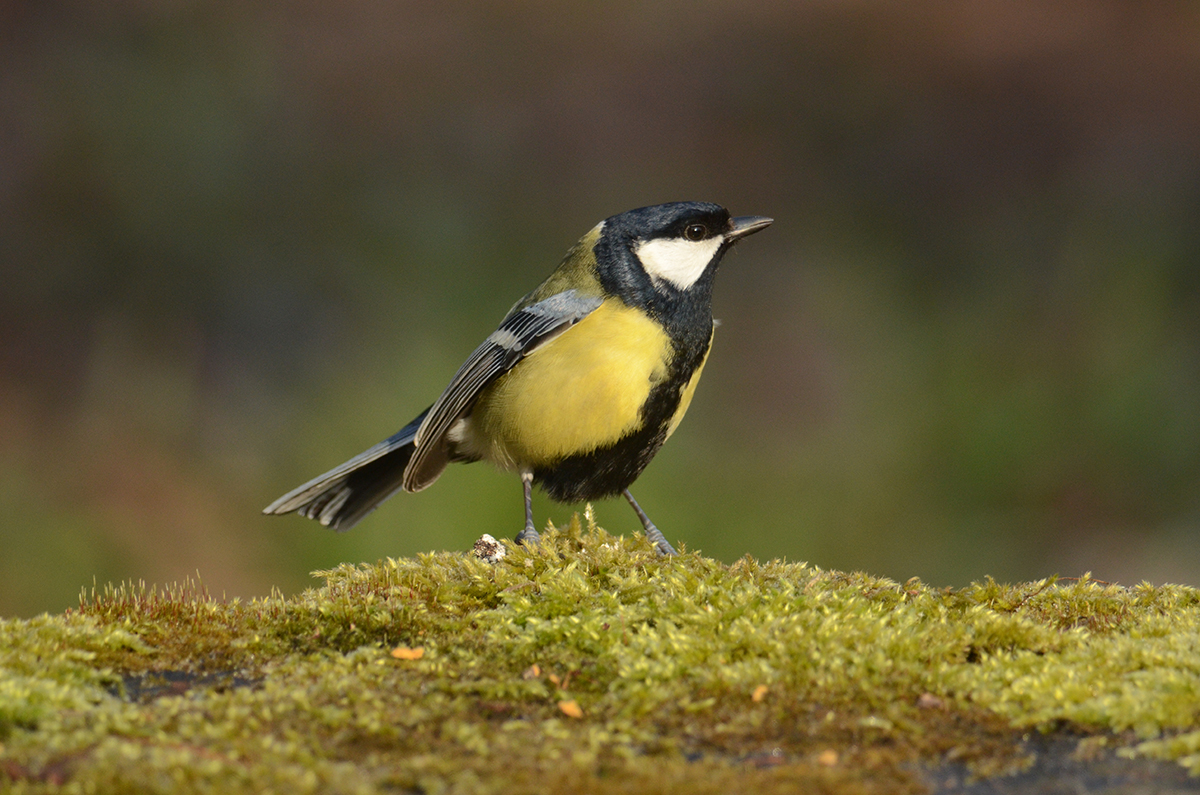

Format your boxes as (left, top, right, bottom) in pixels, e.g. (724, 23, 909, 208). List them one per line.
(402, 289, 603, 491)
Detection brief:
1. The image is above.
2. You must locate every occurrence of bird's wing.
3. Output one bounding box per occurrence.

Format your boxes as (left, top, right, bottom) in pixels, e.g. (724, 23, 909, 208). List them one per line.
(403, 289, 604, 491)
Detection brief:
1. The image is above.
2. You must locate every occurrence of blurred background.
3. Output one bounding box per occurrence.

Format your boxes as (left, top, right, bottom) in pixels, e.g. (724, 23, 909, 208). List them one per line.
(3, 0, 1199, 617)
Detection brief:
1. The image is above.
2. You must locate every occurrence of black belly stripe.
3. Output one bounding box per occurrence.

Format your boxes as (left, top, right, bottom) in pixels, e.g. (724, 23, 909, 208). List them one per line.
(533, 333, 711, 502)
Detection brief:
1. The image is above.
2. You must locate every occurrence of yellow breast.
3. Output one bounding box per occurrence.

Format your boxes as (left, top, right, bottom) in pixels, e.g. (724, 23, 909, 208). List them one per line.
(465, 299, 672, 470)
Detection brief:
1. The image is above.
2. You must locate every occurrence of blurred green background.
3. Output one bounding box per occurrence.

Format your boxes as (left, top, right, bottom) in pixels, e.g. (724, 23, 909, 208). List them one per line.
(3, 1, 1199, 617)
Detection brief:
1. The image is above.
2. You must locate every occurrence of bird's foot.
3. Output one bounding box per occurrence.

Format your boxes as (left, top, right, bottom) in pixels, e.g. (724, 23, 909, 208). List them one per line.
(643, 524, 678, 557)
(514, 525, 541, 547)
(622, 489, 677, 556)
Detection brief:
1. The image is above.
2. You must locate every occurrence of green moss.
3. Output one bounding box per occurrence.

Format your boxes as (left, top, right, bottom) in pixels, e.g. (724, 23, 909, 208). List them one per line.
(2, 516, 1200, 793)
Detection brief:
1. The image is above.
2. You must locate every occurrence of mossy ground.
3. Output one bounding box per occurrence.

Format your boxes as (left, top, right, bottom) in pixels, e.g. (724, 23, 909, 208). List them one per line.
(3, 513, 1200, 794)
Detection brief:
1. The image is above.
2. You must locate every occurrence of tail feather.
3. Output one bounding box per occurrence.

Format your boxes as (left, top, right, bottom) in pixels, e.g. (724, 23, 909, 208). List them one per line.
(263, 409, 428, 532)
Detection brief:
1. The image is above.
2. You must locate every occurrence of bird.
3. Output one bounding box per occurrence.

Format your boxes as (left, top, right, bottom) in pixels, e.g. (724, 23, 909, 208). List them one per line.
(263, 202, 772, 555)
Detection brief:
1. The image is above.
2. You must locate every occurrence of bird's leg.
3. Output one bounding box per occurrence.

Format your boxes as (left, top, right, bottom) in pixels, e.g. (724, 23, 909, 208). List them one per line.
(514, 471, 540, 546)
(623, 489, 677, 556)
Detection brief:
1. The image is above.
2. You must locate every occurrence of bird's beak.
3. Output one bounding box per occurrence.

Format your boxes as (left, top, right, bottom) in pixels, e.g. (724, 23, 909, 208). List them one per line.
(727, 216, 773, 240)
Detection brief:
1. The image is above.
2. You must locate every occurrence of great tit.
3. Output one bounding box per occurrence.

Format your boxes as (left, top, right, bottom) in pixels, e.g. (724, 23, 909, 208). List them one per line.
(264, 202, 772, 555)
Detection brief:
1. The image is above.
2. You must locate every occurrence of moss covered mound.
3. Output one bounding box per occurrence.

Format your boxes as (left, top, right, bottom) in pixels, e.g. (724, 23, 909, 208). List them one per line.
(3, 516, 1200, 793)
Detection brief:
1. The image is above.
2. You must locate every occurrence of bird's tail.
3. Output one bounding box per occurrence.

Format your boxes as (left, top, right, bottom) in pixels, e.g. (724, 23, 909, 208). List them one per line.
(262, 409, 429, 532)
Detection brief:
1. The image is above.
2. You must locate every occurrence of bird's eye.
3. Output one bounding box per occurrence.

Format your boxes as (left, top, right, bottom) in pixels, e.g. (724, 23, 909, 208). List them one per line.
(683, 223, 708, 241)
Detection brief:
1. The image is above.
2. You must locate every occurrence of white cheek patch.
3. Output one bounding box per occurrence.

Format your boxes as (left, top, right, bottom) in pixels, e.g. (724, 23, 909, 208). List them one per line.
(635, 237, 723, 290)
